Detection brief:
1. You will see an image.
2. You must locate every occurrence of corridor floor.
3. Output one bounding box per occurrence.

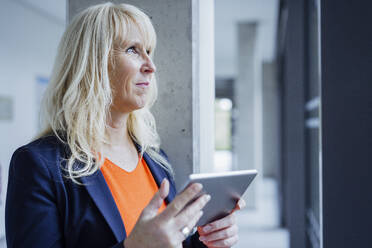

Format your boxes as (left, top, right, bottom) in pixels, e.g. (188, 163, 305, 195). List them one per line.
(234, 178, 289, 248)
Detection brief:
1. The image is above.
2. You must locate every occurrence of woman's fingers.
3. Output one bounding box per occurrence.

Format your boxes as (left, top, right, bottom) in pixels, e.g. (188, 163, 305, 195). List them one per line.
(202, 235, 239, 248)
(127, 180, 207, 248)
(199, 225, 238, 243)
(160, 183, 203, 220)
(238, 199, 246, 209)
(199, 213, 236, 235)
(141, 179, 169, 219)
(198, 213, 239, 247)
(159, 178, 170, 199)
(233, 198, 246, 212)
(190, 210, 204, 230)
(174, 194, 210, 228)
(175, 210, 204, 242)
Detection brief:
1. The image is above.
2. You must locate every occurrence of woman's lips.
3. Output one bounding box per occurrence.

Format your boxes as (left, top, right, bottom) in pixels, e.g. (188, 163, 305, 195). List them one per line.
(136, 82, 149, 87)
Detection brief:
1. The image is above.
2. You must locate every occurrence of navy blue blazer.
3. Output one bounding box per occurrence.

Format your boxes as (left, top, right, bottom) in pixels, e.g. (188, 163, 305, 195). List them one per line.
(6, 135, 206, 248)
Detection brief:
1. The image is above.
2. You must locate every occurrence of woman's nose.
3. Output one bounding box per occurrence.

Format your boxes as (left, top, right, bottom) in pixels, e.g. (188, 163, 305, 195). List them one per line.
(141, 56, 156, 74)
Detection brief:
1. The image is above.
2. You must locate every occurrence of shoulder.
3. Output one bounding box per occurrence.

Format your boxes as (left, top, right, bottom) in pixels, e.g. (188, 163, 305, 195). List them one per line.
(9, 135, 66, 182)
(17, 135, 65, 155)
(11, 135, 65, 167)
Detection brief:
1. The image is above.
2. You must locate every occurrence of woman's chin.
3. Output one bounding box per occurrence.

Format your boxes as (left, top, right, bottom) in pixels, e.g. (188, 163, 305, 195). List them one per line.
(112, 96, 148, 113)
(131, 100, 147, 111)
(132, 105, 146, 111)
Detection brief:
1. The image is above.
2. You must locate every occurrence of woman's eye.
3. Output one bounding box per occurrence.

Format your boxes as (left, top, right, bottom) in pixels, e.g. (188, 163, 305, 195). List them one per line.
(126, 46, 138, 54)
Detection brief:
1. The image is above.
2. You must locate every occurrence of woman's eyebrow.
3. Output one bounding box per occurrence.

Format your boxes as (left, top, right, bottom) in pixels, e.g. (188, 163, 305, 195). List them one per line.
(124, 40, 150, 53)
(128, 40, 143, 48)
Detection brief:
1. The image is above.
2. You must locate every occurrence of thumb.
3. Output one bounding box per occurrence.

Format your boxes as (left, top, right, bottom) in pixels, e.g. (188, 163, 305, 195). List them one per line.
(141, 178, 169, 219)
(232, 198, 246, 213)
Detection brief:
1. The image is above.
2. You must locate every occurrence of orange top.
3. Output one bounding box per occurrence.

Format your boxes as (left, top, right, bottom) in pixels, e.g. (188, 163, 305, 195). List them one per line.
(100, 156, 167, 235)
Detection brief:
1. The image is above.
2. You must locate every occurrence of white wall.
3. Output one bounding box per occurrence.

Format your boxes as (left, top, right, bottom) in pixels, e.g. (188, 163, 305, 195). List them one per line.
(0, 0, 65, 239)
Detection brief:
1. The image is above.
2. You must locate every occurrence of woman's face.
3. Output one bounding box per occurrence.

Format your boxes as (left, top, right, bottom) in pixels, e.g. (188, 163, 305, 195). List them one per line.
(109, 32, 156, 114)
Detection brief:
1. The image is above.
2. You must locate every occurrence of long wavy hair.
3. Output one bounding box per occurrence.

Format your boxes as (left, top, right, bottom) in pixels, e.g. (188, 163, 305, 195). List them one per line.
(37, 2, 173, 183)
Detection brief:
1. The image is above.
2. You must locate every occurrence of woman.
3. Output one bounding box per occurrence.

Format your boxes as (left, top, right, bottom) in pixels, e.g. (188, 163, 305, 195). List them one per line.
(6, 3, 242, 248)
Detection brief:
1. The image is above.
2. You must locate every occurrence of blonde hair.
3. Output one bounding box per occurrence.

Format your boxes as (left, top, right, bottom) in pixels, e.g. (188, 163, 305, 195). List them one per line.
(38, 2, 173, 183)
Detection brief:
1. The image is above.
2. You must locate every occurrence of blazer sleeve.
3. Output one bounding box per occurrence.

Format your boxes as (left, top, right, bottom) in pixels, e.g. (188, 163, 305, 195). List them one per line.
(5, 147, 65, 248)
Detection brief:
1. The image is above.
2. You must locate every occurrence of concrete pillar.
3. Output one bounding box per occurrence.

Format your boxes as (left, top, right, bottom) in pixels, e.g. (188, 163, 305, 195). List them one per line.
(262, 62, 279, 178)
(235, 22, 262, 208)
(68, 0, 214, 189)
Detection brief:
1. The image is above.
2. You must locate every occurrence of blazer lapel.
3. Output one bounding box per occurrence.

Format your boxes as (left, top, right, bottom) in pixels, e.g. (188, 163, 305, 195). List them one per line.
(142, 152, 177, 204)
(80, 167, 126, 242)
(60, 141, 125, 242)
(134, 142, 176, 202)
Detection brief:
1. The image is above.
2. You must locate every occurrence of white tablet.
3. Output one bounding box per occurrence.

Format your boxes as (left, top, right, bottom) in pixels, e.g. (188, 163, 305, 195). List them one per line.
(179, 169, 258, 227)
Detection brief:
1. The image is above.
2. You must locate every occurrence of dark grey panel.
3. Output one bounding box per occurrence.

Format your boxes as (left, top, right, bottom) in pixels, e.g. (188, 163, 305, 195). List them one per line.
(321, 0, 372, 246)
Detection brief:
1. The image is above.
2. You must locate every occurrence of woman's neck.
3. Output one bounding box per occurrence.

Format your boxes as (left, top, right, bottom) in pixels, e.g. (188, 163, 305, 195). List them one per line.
(105, 110, 132, 148)
(102, 110, 139, 171)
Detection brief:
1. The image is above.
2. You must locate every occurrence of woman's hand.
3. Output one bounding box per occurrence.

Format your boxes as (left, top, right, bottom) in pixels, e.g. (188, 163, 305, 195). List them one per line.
(197, 199, 246, 248)
(124, 179, 211, 248)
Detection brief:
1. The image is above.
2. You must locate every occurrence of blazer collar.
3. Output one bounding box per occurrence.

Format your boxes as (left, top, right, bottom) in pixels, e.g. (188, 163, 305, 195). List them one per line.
(80, 146, 176, 243)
